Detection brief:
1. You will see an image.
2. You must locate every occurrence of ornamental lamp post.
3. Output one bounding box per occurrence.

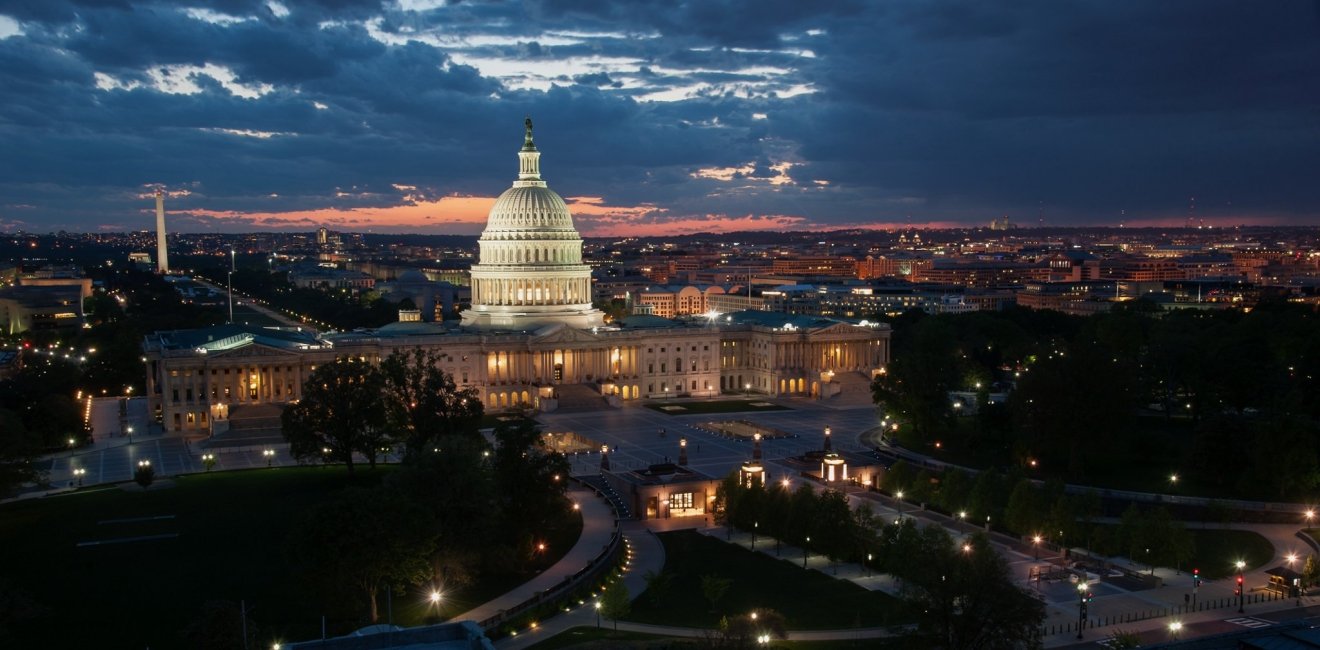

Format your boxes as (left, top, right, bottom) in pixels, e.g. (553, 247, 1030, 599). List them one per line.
(1236, 560, 1247, 613)
(1076, 581, 1089, 639)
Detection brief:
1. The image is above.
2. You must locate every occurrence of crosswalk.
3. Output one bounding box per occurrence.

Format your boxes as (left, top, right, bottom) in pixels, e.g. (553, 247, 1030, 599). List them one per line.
(1224, 617, 1272, 629)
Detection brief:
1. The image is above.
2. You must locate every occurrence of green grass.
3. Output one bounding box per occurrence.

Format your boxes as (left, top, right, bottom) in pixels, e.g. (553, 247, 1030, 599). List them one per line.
(526, 626, 901, 649)
(644, 400, 790, 415)
(0, 467, 581, 649)
(1186, 529, 1276, 579)
(627, 530, 906, 630)
(229, 304, 284, 327)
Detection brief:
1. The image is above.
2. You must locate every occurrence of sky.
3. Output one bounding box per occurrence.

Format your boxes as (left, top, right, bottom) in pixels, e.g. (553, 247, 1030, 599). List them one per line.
(1, 0, 1318, 237)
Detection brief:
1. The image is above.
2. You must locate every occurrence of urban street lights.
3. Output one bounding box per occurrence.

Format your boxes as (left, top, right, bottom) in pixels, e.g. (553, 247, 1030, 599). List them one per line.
(594, 601, 601, 628)
(1033, 535, 1042, 560)
(1236, 560, 1246, 613)
(866, 553, 873, 578)
(752, 522, 758, 551)
(1289, 553, 1301, 606)
(895, 490, 904, 521)
(1076, 582, 1089, 639)
(72, 467, 86, 486)
(263, 448, 275, 467)
(202, 453, 215, 472)
(803, 536, 811, 569)
(1169, 621, 1182, 640)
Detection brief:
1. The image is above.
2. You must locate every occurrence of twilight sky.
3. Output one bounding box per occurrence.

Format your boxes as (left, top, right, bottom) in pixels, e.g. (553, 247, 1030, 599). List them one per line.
(1, 0, 1318, 236)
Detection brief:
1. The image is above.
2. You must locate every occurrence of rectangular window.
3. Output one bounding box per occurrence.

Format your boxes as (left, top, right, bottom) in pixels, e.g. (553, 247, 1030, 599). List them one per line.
(172, 389, 179, 403)
(185, 388, 193, 401)
(660, 363, 666, 373)
(691, 380, 697, 390)
(200, 411, 207, 423)
(173, 413, 181, 430)
(671, 492, 694, 509)
(186, 412, 195, 424)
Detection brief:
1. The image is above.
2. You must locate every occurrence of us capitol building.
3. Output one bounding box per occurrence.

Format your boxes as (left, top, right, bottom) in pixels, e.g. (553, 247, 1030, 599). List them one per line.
(143, 121, 891, 434)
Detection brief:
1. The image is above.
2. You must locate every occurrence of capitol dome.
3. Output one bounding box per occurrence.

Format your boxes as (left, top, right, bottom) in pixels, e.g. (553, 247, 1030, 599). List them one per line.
(460, 119, 604, 331)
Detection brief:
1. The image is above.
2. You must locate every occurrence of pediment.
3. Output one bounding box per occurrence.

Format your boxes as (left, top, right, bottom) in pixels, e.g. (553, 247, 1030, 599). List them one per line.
(530, 323, 601, 345)
(206, 342, 302, 359)
(808, 322, 876, 337)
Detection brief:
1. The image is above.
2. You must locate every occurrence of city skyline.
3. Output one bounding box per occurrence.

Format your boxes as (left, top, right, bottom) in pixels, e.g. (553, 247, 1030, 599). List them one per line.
(1, 1, 1319, 236)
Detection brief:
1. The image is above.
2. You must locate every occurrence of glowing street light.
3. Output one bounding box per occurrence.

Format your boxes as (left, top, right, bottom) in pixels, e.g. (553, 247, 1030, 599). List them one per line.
(1169, 621, 1182, 640)
(72, 467, 86, 486)
(1236, 560, 1247, 613)
(594, 600, 601, 628)
(1033, 535, 1042, 560)
(428, 590, 442, 605)
(263, 448, 275, 467)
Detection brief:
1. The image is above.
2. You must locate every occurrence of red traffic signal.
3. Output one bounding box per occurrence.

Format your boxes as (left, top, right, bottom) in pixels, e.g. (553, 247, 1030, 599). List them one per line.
(1194, 568, 1200, 575)
(1236, 575, 1244, 585)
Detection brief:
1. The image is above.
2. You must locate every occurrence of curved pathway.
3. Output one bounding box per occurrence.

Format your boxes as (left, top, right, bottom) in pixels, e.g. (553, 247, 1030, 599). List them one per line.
(453, 487, 620, 625)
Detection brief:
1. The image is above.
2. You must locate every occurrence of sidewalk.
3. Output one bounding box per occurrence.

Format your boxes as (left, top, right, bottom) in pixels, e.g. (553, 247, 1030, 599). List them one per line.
(495, 521, 667, 649)
(454, 488, 619, 625)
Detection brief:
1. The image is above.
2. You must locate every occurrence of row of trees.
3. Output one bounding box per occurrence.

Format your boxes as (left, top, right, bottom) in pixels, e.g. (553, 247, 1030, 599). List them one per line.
(872, 303, 1320, 496)
(715, 477, 1045, 648)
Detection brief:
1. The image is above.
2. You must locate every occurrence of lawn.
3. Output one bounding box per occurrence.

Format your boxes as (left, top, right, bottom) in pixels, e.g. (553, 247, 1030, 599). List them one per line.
(0, 467, 580, 648)
(1186, 529, 1276, 579)
(644, 400, 790, 416)
(1083, 526, 1274, 580)
(527, 627, 902, 649)
(627, 530, 907, 630)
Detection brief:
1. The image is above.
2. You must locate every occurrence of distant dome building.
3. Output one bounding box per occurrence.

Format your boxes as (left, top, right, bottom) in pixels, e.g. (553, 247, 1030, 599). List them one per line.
(462, 119, 604, 330)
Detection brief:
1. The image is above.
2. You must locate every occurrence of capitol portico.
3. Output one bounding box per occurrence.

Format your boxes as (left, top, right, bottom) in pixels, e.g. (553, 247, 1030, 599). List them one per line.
(143, 121, 891, 433)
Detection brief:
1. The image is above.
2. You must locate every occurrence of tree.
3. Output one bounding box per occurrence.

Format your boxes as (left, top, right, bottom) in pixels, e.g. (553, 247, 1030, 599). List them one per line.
(379, 349, 484, 459)
(282, 357, 389, 474)
(179, 600, 260, 650)
(898, 530, 1045, 649)
(491, 419, 571, 553)
(713, 609, 787, 649)
(287, 487, 436, 623)
(1304, 554, 1320, 590)
(871, 318, 961, 440)
(642, 569, 673, 607)
(701, 575, 732, 614)
(600, 580, 630, 631)
(812, 489, 855, 573)
(0, 408, 42, 498)
(1003, 479, 1042, 536)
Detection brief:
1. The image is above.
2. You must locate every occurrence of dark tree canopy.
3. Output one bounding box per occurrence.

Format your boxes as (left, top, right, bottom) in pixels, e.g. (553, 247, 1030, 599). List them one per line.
(282, 357, 389, 474)
(379, 348, 483, 459)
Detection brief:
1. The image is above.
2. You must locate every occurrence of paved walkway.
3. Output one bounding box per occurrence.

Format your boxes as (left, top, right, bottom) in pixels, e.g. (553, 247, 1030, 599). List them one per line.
(453, 488, 620, 625)
(496, 520, 667, 649)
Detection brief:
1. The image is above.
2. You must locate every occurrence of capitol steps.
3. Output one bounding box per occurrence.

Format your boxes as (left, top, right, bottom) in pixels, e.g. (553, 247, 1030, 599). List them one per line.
(552, 383, 614, 413)
(828, 371, 877, 406)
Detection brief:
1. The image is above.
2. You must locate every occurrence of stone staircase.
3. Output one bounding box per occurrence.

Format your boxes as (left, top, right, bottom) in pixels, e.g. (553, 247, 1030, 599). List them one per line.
(828, 371, 876, 406)
(552, 383, 613, 413)
(203, 403, 285, 449)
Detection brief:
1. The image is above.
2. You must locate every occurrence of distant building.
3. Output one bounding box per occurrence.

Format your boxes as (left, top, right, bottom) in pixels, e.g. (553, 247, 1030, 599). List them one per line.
(143, 122, 890, 433)
(0, 286, 85, 334)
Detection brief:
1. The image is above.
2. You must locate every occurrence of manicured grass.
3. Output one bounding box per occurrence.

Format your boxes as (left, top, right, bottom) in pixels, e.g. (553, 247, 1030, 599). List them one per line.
(1186, 529, 1276, 579)
(0, 467, 580, 648)
(644, 400, 790, 415)
(527, 626, 902, 649)
(627, 530, 906, 630)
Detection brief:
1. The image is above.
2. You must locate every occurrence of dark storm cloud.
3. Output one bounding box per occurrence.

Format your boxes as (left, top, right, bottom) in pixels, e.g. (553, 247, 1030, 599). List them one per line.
(0, 0, 1318, 232)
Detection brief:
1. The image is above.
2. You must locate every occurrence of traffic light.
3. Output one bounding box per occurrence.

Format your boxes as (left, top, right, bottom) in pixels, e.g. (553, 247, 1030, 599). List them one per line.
(1085, 592, 1094, 604)
(1235, 574, 1244, 596)
(1194, 568, 1201, 588)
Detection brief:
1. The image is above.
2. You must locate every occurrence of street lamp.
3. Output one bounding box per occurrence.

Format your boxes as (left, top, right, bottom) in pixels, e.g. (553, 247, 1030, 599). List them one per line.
(1236, 560, 1246, 613)
(1033, 535, 1042, 560)
(1289, 553, 1301, 605)
(866, 552, 873, 577)
(594, 601, 601, 628)
(72, 467, 86, 486)
(202, 453, 215, 472)
(1169, 621, 1182, 640)
(1076, 581, 1088, 639)
(804, 536, 811, 569)
(895, 490, 904, 521)
(428, 590, 442, 606)
(127, 425, 133, 444)
(752, 522, 758, 551)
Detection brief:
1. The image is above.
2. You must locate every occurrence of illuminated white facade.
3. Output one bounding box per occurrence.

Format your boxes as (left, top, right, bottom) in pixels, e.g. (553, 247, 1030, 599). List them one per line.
(462, 119, 604, 330)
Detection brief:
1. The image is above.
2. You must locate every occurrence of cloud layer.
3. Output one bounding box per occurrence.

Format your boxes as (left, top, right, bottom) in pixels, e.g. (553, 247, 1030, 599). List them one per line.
(1, 0, 1318, 235)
